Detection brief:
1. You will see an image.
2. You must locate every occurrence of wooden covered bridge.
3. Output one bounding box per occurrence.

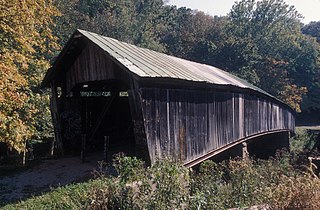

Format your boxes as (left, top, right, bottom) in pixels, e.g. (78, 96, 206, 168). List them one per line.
(42, 29, 295, 166)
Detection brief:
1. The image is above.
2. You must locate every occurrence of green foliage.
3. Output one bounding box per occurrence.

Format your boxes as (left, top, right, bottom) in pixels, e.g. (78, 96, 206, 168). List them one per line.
(190, 160, 227, 209)
(91, 156, 189, 209)
(54, 0, 168, 51)
(113, 154, 146, 183)
(302, 21, 320, 43)
(5, 154, 320, 209)
(189, 154, 297, 209)
(227, 159, 263, 207)
(271, 174, 320, 209)
(290, 128, 317, 154)
(3, 180, 95, 209)
(160, 7, 217, 60)
(146, 159, 189, 209)
(219, 0, 319, 112)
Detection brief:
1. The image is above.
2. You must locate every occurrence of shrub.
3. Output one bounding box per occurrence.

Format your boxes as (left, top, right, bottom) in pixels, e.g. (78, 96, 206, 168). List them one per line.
(290, 128, 318, 155)
(5, 152, 320, 210)
(190, 151, 319, 209)
(88, 156, 189, 210)
(146, 159, 189, 209)
(270, 174, 320, 209)
(190, 160, 227, 209)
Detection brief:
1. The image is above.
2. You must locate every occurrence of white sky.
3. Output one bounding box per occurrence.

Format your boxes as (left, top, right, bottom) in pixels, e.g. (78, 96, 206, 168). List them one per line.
(168, 0, 320, 24)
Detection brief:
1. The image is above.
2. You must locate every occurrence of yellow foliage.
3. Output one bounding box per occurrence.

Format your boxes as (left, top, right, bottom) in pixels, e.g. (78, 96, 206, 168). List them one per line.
(0, 0, 59, 152)
(279, 84, 308, 112)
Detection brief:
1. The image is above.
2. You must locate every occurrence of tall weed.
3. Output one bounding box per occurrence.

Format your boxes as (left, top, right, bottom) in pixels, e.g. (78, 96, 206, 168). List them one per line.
(5, 152, 320, 209)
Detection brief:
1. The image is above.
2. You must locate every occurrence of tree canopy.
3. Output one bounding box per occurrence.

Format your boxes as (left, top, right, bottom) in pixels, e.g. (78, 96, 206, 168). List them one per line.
(0, 0, 58, 152)
(211, 0, 319, 112)
(54, 0, 168, 51)
(302, 21, 320, 43)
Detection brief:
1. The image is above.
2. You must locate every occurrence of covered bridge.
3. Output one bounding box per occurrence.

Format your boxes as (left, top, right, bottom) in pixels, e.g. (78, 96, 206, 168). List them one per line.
(42, 29, 295, 166)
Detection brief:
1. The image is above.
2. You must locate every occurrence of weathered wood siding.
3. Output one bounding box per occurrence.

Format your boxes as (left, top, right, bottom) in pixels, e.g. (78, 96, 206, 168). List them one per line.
(65, 43, 115, 93)
(65, 43, 134, 94)
(140, 88, 295, 164)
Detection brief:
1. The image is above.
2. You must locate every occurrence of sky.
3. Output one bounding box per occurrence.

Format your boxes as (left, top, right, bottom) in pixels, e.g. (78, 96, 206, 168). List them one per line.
(167, 0, 320, 24)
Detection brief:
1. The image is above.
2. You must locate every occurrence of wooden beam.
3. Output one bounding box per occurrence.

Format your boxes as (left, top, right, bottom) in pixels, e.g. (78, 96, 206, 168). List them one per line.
(242, 142, 249, 159)
(184, 129, 290, 168)
(128, 89, 151, 165)
(50, 81, 64, 157)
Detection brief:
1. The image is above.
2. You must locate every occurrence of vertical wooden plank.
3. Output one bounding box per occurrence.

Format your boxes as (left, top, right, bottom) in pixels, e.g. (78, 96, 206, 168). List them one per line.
(128, 89, 151, 164)
(180, 90, 187, 161)
(168, 90, 175, 159)
(166, 89, 171, 156)
(50, 81, 64, 157)
(138, 87, 295, 166)
(207, 92, 213, 150)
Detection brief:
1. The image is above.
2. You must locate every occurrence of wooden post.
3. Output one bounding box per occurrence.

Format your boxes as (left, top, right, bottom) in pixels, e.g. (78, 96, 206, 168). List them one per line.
(242, 142, 249, 159)
(50, 81, 64, 157)
(287, 131, 291, 152)
(104, 136, 110, 162)
(127, 89, 151, 165)
(49, 138, 55, 157)
(22, 140, 27, 166)
(81, 134, 86, 163)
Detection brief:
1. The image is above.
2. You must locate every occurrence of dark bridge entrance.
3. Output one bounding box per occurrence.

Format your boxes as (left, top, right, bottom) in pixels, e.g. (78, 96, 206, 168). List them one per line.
(61, 80, 135, 159)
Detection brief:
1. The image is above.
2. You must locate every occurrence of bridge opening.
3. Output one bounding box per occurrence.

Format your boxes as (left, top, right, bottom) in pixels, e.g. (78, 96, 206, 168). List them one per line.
(188, 130, 291, 168)
(247, 131, 290, 159)
(61, 80, 135, 160)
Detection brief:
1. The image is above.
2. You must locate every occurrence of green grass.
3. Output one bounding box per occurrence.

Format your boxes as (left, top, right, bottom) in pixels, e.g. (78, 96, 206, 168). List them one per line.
(2, 180, 98, 209)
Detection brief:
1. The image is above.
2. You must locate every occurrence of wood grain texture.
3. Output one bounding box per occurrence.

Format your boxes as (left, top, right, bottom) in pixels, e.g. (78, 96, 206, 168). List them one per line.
(140, 88, 295, 164)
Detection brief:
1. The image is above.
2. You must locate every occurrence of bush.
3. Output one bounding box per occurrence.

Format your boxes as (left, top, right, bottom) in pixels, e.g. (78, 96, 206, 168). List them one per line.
(190, 151, 320, 209)
(290, 128, 318, 155)
(147, 160, 189, 209)
(190, 160, 227, 209)
(270, 174, 320, 209)
(89, 156, 189, 209)
(5, 153, 320, 209)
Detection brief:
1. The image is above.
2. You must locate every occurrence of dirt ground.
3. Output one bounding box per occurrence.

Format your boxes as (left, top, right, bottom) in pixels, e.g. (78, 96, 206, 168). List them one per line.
(0, 153, 106, 203)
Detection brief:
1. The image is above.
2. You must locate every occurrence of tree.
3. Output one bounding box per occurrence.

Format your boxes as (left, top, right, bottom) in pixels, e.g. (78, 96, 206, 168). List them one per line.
(54, 0, 168, 51)
(302, 21, 320, 43)
(206, 0, 319, 112)
(160, 7, 220, 61)
(53, 0, 88, 46)
(0, 0, 58, 153)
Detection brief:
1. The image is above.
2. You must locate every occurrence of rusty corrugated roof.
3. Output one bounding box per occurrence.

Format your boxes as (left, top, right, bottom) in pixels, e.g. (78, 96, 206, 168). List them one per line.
(77, 29, 271, 96)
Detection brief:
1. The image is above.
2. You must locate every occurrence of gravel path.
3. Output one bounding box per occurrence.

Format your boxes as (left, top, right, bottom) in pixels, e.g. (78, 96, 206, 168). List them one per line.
(0, 153, 105, 203)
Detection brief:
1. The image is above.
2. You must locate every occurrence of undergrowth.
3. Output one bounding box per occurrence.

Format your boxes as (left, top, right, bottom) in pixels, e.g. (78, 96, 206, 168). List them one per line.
(4, 131, 320, 209)
(4, 152, 320, 210)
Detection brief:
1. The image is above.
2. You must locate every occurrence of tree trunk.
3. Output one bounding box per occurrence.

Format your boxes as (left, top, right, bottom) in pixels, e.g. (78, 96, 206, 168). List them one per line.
(22, 140, 27, 166)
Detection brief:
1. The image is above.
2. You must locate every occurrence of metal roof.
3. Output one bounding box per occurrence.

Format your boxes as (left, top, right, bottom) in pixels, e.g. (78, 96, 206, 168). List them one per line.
(77, 29, 272, 96)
